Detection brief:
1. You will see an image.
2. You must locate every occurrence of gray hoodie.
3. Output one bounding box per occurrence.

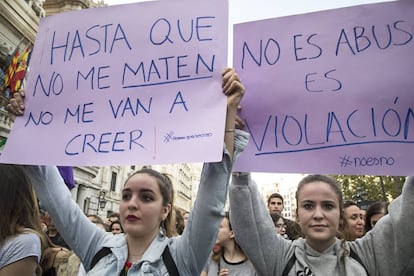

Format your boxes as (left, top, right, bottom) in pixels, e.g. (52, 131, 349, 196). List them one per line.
(229, 173, 414, 276)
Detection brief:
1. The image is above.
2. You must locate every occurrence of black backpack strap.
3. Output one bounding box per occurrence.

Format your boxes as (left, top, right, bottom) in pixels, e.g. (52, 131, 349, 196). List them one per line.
(162, 246, 180, 276)
(282, 254, 296, 276)
(349, 247, 369, 276)
(90, 247, 112, 270)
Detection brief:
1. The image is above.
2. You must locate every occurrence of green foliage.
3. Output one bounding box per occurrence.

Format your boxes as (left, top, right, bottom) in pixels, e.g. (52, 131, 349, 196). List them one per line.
(330, 175, 405, 202)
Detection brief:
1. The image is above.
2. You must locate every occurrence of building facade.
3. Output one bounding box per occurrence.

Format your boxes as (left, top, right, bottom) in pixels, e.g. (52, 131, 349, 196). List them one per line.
(1, 0, 197, 219)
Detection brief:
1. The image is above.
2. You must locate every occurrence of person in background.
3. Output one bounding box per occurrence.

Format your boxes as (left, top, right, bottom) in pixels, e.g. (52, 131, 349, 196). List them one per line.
(39, 209, 48, 233)
(201, 212, 257, 276)
(10, 68, 248, 275)
(40, 238, 73, 276)
(174, 207, 185, 235)
(106, 212, 120, 226)
(86, 214, 104, 224)
(86, 214, 108, 232)
(365, 201, 388, 233)
(86, 214, 109, 231)
(270, 213, 288, 239)
(0, 164, 48, 276)
(360, 208, 366, 222)
(110, 221, 124, 235)
(267, 193, 284, 215)
(267, 193, 303, 240)
(183, 211, 190, 229)
(44, 212, 71, 250)
(341, 200, 365, 241)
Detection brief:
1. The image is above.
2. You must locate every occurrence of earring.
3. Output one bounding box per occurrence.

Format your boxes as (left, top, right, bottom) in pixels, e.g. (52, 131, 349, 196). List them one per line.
(158, 221, 166, 240)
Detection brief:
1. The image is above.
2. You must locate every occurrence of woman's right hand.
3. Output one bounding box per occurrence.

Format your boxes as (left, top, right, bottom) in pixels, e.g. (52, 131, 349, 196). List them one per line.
(218, 268, 229, 276)
(6, 90, 25, 121)
(222, 68, 245, 112)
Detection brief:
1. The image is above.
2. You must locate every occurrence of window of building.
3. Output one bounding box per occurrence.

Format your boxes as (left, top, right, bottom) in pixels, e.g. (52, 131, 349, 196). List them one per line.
(83, 198, 90, 214)
(110, 172, 117, 192)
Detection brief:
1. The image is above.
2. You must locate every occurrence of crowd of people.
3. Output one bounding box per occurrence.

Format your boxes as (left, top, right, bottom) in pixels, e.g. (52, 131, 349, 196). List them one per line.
(266, 189, 390, 244)
(1, 67, 414, 276)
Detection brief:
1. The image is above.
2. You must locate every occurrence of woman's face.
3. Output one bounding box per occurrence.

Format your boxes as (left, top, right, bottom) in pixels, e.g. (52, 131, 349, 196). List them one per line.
(183, 212, 190, 228)
(111, 222, 123, 235)
(274, 218, 286, 236)
(344, 205, 365, 239)
(297, 181, 341, 252)
(370, 212, 385, 229)
(119, 173, 170, 239)
(216, 217, 233, 246)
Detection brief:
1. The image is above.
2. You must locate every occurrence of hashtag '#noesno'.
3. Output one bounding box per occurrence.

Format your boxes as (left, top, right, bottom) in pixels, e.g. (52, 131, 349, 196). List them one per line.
(339, 155, 353, 167)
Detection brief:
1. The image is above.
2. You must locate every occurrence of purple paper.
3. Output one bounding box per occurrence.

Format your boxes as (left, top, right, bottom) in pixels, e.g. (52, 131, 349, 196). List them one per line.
(0, 0, 228, 166)
(233, 1, 414, 175)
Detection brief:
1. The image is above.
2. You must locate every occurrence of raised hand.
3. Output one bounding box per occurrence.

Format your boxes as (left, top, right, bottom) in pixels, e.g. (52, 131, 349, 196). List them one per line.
(222, 67, 245, 112)
(222, 68, 246, 158)
(6, 90, 25, 122)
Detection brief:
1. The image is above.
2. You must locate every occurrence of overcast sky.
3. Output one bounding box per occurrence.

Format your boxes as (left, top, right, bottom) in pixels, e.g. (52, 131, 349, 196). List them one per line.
(102, 0, 394, 188)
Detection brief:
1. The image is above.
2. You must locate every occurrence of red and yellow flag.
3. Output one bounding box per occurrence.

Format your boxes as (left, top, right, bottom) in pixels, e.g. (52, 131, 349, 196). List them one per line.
(3, 49, 19, 89)
(9, 46, 32, 93)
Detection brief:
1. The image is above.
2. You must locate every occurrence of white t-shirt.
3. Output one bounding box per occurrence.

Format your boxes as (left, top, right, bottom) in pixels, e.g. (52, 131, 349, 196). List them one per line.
(0, 232, 41, 269)
(203, 255, 258, 276)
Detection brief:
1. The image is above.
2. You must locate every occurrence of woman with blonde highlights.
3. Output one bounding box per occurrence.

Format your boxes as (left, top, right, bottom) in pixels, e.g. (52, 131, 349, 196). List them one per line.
(0, 164, 48, 276)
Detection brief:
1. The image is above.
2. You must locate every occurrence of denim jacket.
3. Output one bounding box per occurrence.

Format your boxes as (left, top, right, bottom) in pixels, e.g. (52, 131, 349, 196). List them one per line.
(26, 130, 249, 276)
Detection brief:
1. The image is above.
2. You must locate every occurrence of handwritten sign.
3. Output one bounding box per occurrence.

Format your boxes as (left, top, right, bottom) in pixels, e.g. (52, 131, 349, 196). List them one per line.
(0, 0, 228, 166)
(233, 0, 414, 175)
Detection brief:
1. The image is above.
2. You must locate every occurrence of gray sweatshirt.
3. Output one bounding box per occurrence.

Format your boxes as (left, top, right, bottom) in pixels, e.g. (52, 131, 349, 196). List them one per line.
(229, 173, 414, 276)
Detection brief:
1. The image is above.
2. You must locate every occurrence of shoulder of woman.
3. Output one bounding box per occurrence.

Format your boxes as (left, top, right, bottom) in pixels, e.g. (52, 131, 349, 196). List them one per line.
(0, 232, 42, 267)
(4, 231, 41, 247)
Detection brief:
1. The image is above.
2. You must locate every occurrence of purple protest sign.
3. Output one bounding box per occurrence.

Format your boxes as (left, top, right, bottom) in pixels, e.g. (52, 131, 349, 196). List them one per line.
(233, 0, 414, 175)
(0, 0, 228, 166)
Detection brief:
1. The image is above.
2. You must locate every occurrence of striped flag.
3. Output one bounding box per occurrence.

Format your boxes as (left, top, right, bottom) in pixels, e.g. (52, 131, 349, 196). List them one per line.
(3, 49, 19, 90)
(9, 46, 32, 93)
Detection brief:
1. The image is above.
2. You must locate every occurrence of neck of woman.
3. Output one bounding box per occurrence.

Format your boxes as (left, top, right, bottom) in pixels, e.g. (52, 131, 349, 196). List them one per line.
(222, 241, 246, 263)
(126, 230, 160, 263)
(306, 237, 337, 253)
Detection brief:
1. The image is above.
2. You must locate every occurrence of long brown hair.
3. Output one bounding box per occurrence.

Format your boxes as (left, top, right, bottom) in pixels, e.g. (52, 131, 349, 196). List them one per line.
(211, 212, 244, 263)
(0, 164, 45, 242)
(0, 164, 48, 274)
